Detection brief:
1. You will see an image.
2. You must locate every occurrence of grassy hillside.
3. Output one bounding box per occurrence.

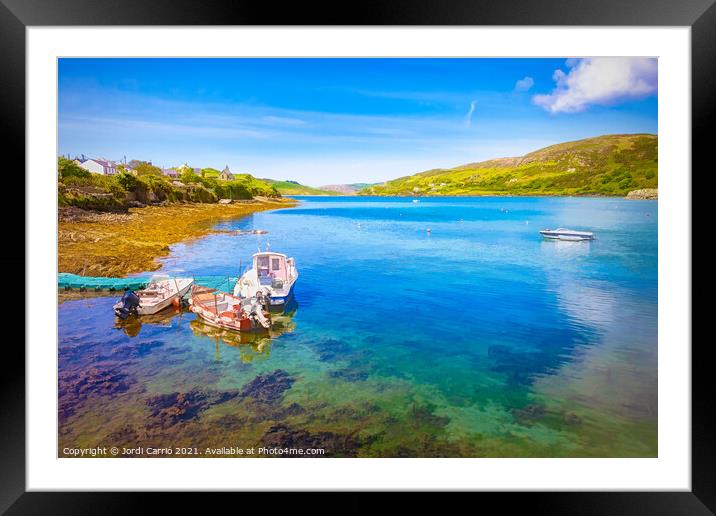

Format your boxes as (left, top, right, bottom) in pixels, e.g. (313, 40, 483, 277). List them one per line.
(58, 158, 281, 211)
(262, 179, 341, 196)
(361, 134, 657, 197)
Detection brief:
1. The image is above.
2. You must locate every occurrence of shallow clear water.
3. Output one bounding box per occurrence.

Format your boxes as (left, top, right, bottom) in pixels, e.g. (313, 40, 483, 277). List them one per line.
(58, 196, 657, 457)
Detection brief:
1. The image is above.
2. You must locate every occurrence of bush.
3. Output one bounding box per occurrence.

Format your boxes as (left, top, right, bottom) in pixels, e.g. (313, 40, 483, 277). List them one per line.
(618, 177, 633, 190)
(134, 162, 163, 176)
(189, 184, 218, 203)
(58, 157, 91, 179)
(180, 170, 200, 184)
(114, 171, 139, 191)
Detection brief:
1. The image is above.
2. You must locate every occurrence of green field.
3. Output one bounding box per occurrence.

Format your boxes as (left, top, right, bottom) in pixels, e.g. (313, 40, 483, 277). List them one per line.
(361, 134, 657, 197)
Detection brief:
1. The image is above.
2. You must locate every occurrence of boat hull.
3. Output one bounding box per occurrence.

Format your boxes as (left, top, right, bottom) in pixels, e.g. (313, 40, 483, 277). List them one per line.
(234, 272, 298, 307)
(138, 280, 193, 315)
(189, 285, 271, 333)
(113, 278, 193, 318)
(191, 310, 266, 333)
(540, 229, 595, 241)
(266, 283, 296, 307)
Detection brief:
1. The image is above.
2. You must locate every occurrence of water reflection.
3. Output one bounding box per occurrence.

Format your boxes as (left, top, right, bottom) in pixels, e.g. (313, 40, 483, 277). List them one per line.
(187, 298, 298, 363)
(189, 319, 272, 362)
(113, 306, 186, 337)
(539, 238, 593, 259)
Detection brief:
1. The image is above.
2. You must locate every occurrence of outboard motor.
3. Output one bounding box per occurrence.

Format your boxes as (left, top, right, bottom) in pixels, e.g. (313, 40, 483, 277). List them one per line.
(255, 290, 266, 308)
(114, 288, 141, 320)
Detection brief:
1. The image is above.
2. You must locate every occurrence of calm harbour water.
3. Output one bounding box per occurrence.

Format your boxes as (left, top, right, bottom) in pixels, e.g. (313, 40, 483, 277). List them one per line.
(58, 196, 657, 457)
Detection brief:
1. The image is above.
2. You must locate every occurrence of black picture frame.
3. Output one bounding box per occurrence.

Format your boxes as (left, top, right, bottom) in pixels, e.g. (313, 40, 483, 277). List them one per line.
(2, 0, 707, 512)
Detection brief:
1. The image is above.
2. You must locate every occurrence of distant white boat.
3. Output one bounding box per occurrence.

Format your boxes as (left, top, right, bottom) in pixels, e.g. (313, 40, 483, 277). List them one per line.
(540, 228, 595, 241)
(233, 251, 298, 307)
(412, 199, 420, 203)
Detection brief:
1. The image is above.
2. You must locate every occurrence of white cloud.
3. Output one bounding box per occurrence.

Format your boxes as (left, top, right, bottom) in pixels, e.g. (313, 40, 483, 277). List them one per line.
(533, 58, 657, 113)
(464, 100, 477, 126)
(514, 76, 535, 92)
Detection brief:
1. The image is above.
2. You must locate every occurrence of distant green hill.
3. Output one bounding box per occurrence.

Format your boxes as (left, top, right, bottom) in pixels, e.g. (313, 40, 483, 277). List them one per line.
(262, 179, 341, 196)
(361, 134, 657, 197)
(320, 183, 380, 194)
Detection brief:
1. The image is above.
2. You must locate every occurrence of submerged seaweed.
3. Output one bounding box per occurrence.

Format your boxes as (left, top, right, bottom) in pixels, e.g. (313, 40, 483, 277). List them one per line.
(59, 366, 135, 422)
(260, 424, 361, 457)
(239, 369, 295, 403)
(146, 389, 239, 429)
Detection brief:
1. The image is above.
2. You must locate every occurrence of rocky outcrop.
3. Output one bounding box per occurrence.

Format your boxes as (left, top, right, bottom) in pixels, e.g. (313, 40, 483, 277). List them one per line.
(626, 188, 658, 199)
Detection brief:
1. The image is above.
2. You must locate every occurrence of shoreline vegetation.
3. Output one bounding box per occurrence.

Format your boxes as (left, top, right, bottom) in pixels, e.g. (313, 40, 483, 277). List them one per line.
(58, 158, 282, 212)
(58, 199, 296, 277)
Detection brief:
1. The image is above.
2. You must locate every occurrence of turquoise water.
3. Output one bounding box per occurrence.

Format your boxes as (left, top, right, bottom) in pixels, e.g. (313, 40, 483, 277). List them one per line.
(58, 196, 658, 457)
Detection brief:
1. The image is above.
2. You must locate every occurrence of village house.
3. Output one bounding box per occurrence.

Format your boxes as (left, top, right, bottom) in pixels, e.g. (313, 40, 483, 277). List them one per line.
(161, 168, 179, 178)
(74, 157, 118, 175)
(219, 165, 234, 181)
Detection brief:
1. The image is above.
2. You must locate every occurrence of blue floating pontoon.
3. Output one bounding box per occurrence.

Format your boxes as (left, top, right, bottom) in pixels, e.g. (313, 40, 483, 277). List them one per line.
(58, 273, 238, 292)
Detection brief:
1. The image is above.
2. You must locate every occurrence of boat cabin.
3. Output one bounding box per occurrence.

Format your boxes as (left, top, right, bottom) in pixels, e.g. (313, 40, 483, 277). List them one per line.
(253, 252, 292, 288)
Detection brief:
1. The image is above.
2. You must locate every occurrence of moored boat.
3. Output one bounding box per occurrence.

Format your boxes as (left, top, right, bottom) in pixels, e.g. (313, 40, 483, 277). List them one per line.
(539, 228, 595, 241)
(113, 275, 193, 319)
(233, 251, 298, 308)
(189, 285, 271, 332)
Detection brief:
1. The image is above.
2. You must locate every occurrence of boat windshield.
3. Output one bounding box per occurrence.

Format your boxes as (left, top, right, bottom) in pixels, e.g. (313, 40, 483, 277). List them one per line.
(255, 254, 287, 281)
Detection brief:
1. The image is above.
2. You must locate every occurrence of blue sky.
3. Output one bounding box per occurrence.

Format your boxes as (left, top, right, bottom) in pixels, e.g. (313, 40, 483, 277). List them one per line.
(58, 58, 657, 185)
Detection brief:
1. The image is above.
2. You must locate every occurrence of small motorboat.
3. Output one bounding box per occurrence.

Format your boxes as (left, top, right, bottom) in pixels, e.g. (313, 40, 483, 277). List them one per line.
(189, 285, 271, 332)
(539, 228, 595, 241)
(113, 275, 193, 319)
(233, 251, 298, 308)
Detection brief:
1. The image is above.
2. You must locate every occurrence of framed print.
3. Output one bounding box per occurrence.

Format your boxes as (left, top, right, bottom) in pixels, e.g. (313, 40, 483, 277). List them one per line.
(3, 0, 709, 511)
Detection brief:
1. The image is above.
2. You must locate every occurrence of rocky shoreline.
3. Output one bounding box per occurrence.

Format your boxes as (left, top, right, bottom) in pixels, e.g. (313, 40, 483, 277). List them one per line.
(58, 198, 297, 277)
(625, 188, 658, 200)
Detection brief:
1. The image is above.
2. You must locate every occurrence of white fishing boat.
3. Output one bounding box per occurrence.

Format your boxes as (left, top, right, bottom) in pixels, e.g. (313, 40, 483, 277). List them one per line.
(233, 251, 298, 307)
(113, 275, 193, 318)
(539, 228, 595, 241)
(189, 285, 271, 332)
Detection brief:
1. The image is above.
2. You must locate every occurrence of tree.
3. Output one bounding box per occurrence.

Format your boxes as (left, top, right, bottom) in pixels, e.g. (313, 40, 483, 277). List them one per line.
(134, 162, 163, 176)
(179, 170, 200, 184)
(58, 157, 90, 179)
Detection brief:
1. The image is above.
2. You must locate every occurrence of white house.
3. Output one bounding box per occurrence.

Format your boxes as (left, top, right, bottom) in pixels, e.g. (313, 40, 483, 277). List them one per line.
(75, 158, 118, 175)
(162, 168, 179, 178)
